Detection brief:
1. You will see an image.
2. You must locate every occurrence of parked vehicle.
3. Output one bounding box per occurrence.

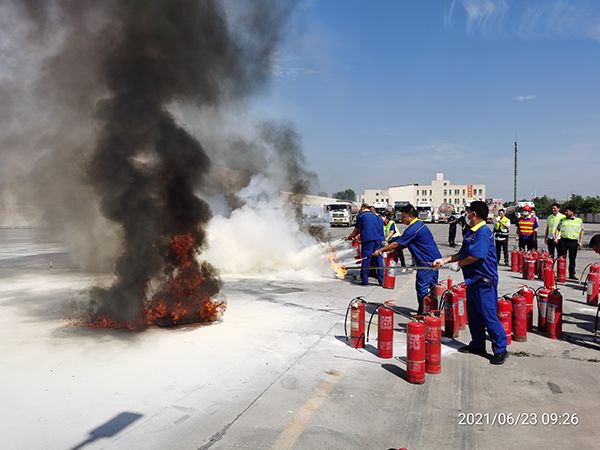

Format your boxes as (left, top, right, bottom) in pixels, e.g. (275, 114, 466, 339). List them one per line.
(437, 203, 455, 223)
(486, 198, 504, 223)
(394, 201, 410, 222)
(416, 201, 434, 223)
(505, 201, 536, 223)
(327, 202, 358, 227)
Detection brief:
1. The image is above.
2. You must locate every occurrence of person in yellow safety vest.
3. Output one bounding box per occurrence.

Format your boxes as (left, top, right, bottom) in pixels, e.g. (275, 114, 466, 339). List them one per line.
(554, 205, 584, 280)
(381, 211, 406, 267)
(544, 202, 565, 259)
(493, 209, 510, 266)
(515, 205, 538, 250)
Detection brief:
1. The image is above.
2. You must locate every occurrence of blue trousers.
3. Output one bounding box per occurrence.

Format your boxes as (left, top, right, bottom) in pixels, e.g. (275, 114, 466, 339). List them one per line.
(361, 240, 383, 285)
(415, 269, 438, 314)
(466, 282, 507, 354)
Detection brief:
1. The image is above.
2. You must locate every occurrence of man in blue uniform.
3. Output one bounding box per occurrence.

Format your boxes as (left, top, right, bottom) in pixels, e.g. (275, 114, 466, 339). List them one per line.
(435, 201, 508, 365)
(373, 204, 441, 314)
(345, 204, 385, 285)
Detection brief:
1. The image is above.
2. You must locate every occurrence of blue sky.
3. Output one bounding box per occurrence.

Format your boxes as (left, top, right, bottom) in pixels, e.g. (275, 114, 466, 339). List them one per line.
(254, 0, 600, 202)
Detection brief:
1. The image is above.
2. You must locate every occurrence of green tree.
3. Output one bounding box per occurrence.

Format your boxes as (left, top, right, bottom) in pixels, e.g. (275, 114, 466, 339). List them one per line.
(532, 195, 558, 215)
(333, 189, 356, 202)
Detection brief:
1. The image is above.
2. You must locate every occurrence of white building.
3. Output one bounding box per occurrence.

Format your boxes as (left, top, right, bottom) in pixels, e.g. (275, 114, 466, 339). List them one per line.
(359, 173, 486, 211)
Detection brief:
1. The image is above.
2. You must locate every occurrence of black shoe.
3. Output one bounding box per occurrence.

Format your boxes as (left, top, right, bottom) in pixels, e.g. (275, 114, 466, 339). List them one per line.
(504, 261, 509, 266)
(490, 352, 509, 365)
(568, 275, 578, 281)
(458, 345, 487, 355)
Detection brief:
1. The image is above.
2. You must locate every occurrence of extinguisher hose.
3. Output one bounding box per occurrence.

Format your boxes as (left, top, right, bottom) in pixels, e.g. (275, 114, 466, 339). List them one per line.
(579, 263, 592, 286)
(366, 304, 383, 343)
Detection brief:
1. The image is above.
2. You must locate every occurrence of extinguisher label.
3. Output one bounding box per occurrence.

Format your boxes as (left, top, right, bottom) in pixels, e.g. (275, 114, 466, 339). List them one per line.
(588, 281, 594, 296)
(539, 301, 547, 318)
(351, 312, 359, 329)
(381, 316, 393, 330)
(458, 299, 465, 316)
(380, 341, 392, 351)
(409, 334, 422, 350)
(547, 304, 556, 324)
(388, 260, 397, 277)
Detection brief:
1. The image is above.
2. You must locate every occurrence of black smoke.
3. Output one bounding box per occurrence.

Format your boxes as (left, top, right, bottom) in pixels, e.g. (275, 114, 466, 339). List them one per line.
(0, 0, 300, 326)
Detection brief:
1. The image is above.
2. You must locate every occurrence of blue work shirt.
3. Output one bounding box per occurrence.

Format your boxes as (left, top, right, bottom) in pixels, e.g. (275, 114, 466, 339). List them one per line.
(459, 221, 498, 285)
(355, 211, 385, 242)
(393, 218, 441, 266)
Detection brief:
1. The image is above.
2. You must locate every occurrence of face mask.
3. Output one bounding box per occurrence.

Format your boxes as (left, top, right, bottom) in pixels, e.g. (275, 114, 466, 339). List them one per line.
(466, 213, 473, 227)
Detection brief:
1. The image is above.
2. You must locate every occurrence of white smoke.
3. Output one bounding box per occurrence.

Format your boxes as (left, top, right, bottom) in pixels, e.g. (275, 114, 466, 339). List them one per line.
(202, 174, 334, 280)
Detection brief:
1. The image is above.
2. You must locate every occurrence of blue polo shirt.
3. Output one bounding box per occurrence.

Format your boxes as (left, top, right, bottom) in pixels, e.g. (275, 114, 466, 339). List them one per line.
(459, 221, 498, 285)
(393, 218, 441, 266)
(355, 211, 385, 242)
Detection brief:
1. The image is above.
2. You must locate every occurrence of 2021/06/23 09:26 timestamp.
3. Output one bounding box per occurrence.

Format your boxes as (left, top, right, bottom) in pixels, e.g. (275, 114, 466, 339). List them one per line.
(458, 412, 579, 426)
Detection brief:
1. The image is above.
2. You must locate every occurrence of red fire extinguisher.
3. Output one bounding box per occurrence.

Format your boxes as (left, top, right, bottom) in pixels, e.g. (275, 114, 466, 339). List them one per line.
(511, 249, 519, 272)
(546, 289, 563, 340)
(581, 263, 600, 306)
(350, 300, 365, 348)
(497, 298, 512, 345)
(382, 251, 399, 290)
(555, 256, 566, 284)
(523, 257, 535, 281)
(434, 283, 446, 322)
(352, 238, 362, 260)
(518, 250, 525, 272)
(377, 305, 394, 358)
(424, 315, 442, 374)
(423, 294, 437, 315)
(443, 291, 459, 338)
(452, 285, 467, 330)
(543, 258, 555, 289)
(537, 288, 551, 332)
(511, 295, 527, 342)
(407, 320, 426, 384)
(519, 286, 535, 332)
(585, 271, 599, 306)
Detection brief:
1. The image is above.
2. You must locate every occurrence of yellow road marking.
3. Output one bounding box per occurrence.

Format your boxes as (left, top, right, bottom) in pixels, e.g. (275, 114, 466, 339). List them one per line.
(271, 369, 343, 450)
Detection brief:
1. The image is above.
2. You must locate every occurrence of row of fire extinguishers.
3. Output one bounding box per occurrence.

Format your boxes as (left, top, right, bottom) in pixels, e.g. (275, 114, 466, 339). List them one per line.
(511, 248, 566, 285)
(344, 278, 472, 385)
(343, 278, 579, 385)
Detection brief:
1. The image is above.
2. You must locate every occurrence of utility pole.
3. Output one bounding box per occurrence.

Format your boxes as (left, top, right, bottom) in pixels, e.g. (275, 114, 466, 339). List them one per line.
(514, 139, 518, 203)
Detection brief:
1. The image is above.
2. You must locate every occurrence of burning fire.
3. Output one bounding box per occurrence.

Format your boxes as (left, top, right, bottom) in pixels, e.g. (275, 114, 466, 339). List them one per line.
(326, 246, 348, 280)
(73, 234, 225, 330)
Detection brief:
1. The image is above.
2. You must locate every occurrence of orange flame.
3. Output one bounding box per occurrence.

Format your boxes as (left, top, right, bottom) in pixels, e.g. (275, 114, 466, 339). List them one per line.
(72, 233, 225, 330)
(327, 246, 348, 280)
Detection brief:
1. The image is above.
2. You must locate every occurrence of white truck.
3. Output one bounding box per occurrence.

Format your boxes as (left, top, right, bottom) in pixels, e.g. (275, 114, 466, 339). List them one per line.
(327, 202, 358, 227)
(416, 201, 434, 223)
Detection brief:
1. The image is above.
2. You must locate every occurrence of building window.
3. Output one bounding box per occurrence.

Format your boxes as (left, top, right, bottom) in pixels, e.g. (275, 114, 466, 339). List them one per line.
(463, 189, 465, 195)
(376, 193, 379, 196)
(444, 198, 447, 203)
(478, 189, 482, 195)
(429, 190, 432, 195)
(454, 189, 459, 195)
(454, 198, 459, 204)
(444, 182, 447, 186)
(443, 189, 447, 196)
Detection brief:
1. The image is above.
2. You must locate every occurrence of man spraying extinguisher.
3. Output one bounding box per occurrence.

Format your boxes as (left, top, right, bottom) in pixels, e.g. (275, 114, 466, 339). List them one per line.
(434, 201, 508, 365)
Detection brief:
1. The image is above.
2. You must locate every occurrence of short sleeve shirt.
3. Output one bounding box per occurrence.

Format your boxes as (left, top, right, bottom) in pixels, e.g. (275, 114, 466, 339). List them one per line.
(355, 211, 385, 242)
(393, 219, 442, 266)
(459, 222, 498, 285)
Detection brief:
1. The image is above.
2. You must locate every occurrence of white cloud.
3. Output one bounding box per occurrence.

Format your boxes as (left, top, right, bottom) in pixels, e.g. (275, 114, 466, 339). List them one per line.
(514, 95, 535, 102)
(448, 0, 600, 41)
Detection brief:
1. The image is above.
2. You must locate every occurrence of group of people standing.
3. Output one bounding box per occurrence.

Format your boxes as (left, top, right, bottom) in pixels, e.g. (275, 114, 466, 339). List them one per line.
(490, 203, 585, 280)
(346, 201, 509, 365)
